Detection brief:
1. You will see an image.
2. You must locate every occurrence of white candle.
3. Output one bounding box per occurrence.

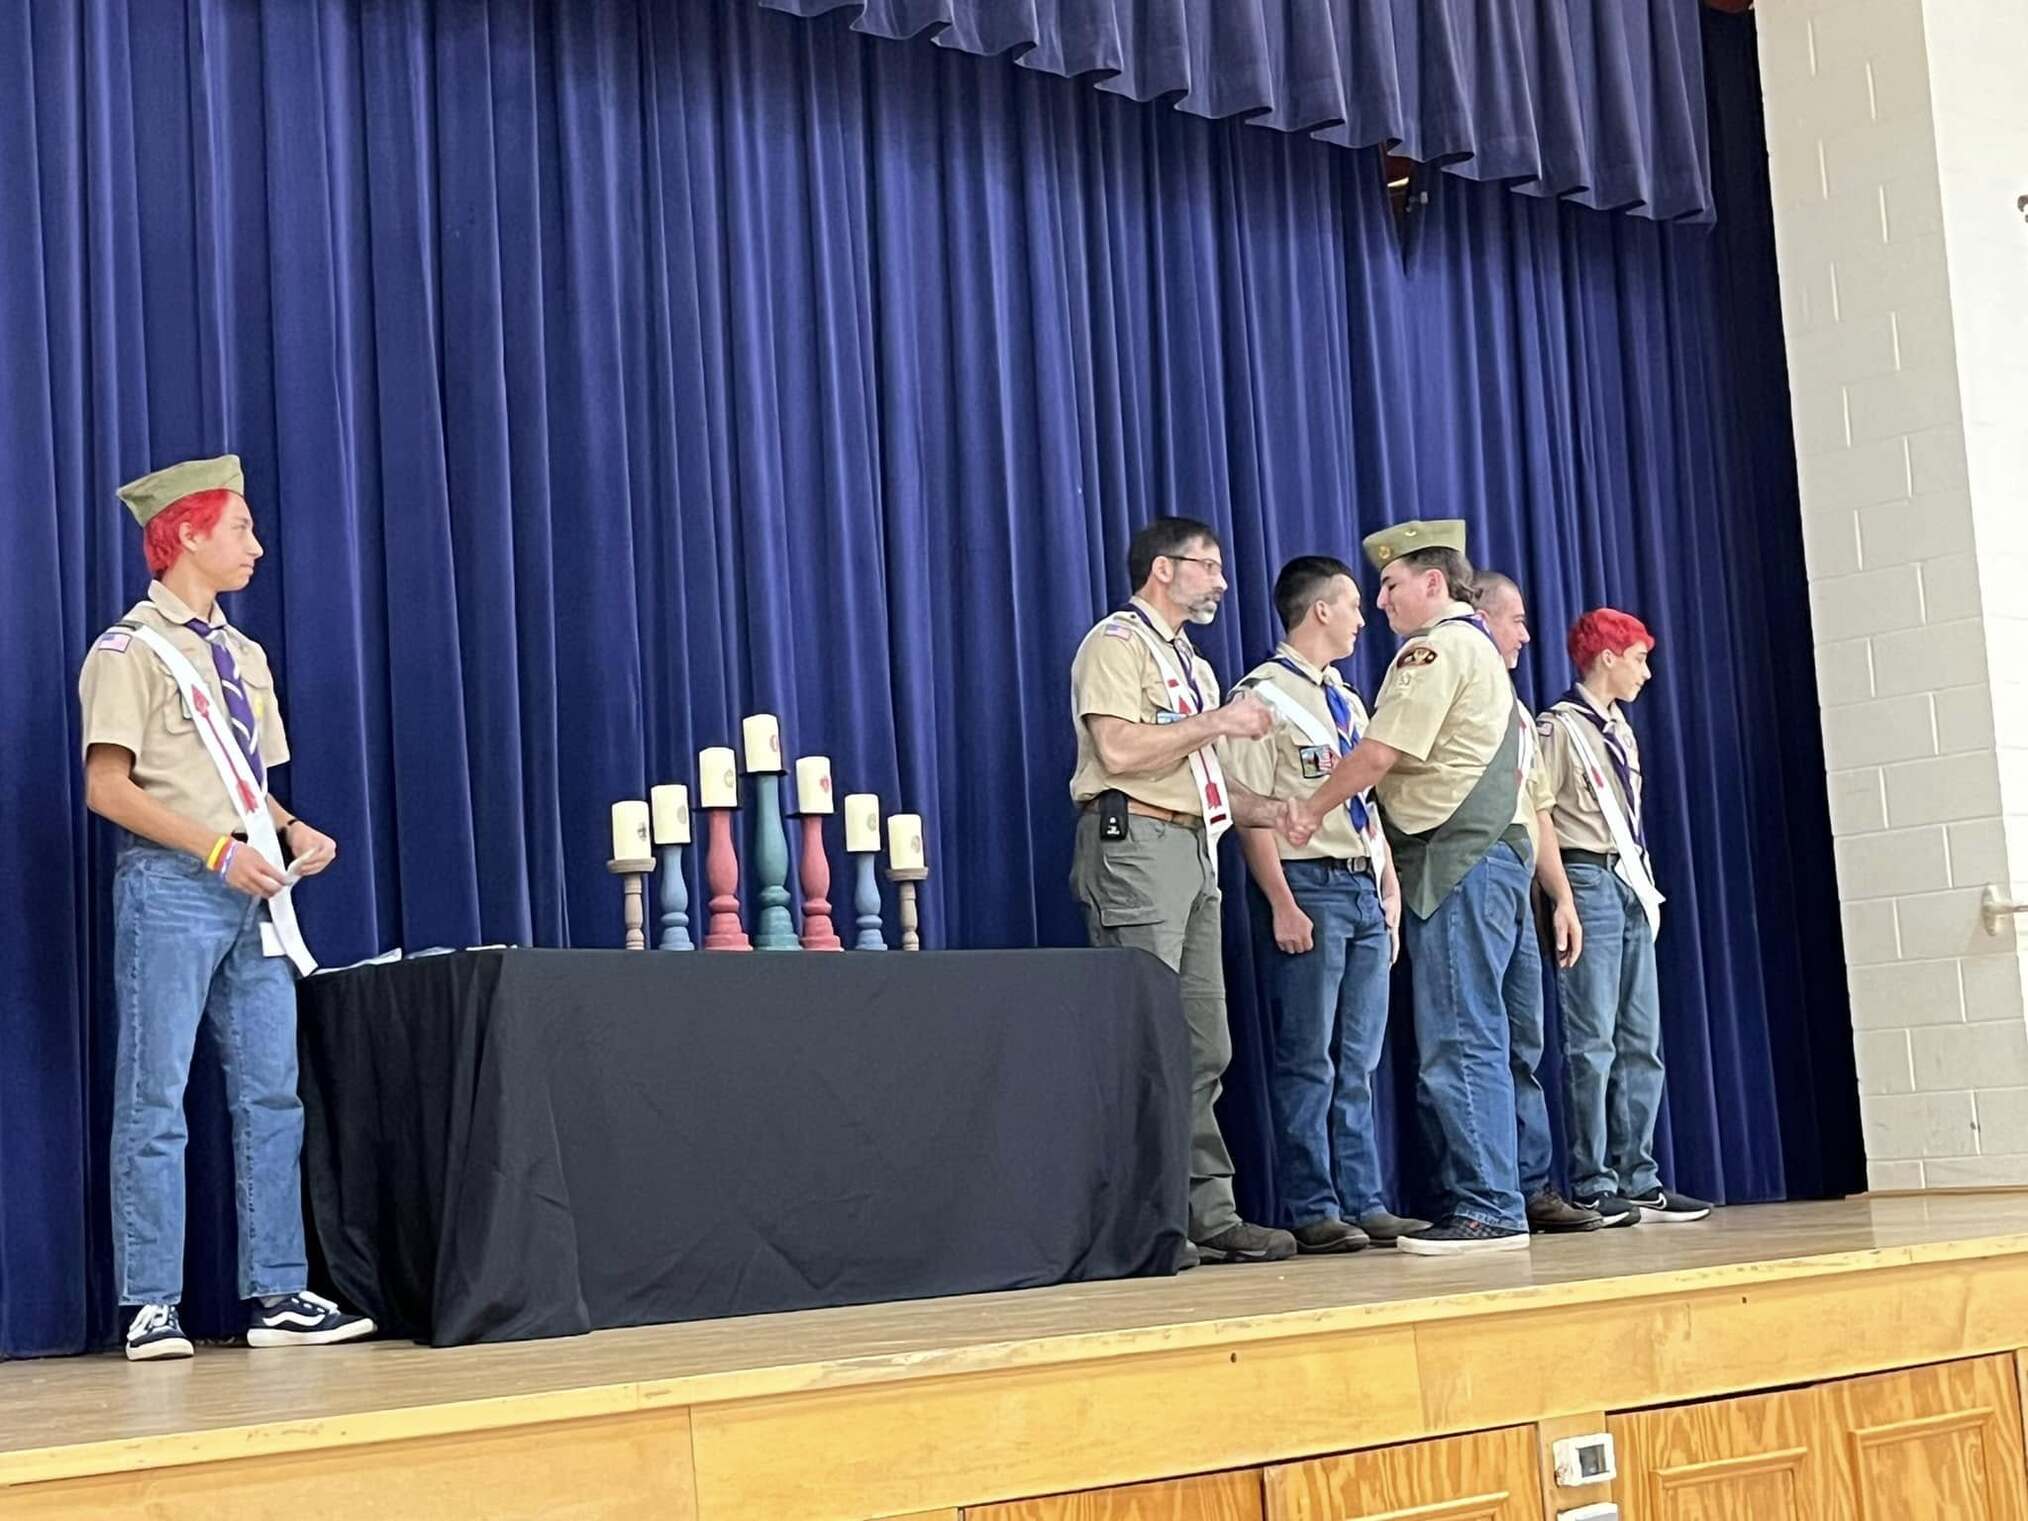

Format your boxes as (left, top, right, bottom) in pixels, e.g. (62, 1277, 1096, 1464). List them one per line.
(742, 713, 784, 774)
(651, 784, 691, 845)
(698, 747, 739, 808)
(610, 800, 651, 862)
(796, 756, 835, 815)
(843, 793, 881, 852)
(887, 813, 926, 871)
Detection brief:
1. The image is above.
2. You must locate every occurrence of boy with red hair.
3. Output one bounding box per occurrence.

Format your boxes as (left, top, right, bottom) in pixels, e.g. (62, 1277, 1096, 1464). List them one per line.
(78, 453, 372, 1360)
(1539, 608, 1711, 1226)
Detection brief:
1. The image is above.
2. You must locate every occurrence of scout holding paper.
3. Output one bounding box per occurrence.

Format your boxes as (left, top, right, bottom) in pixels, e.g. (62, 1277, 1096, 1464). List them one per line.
(78, 453, 372, 1361)
(1538, 608, 1712, 1226)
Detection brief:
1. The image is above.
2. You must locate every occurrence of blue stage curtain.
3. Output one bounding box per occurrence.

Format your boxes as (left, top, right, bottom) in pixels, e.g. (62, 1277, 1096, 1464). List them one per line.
(0, 0, 1856, 1357)
(752, 0, 1715, 220)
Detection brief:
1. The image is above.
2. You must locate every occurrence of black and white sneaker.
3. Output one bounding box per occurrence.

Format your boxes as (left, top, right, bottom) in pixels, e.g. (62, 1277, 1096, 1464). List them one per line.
(1397, 1217, 1532, 1257)
(125, 1302, 194, 1362)
(1626, 1188, 1713, 1223)
(1195, 1221, 1298, 1264)
(1575, 1193, 1643, 1228)
(247, 1291, 376, 1348)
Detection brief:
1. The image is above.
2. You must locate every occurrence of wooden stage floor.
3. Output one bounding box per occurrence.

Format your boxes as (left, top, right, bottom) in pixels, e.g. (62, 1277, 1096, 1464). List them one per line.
(6, 1194, 2028, 1518)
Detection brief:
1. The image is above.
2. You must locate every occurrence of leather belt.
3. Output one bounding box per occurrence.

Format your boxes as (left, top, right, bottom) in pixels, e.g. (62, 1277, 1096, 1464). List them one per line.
(1084, 798, 1204, 830)
(1562, 848, 1617, 868)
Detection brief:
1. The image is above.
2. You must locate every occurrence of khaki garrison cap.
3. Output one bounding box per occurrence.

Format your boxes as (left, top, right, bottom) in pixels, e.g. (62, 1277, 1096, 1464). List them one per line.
(1362, 518, 1467, 570)
(116, 454, 245, 527)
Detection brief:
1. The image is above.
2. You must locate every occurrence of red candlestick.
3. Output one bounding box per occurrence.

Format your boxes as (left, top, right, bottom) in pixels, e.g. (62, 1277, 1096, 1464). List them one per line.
(798, 816, 844, 952)
(703, 808, 751, 951)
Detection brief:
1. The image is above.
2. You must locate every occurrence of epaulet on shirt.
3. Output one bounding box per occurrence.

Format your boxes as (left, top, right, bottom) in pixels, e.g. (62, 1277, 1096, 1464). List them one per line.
(1233, 673, 1265, 692)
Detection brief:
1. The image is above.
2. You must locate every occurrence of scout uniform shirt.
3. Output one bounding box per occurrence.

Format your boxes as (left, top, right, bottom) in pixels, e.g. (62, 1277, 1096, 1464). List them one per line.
(1539, 683, 1642, 857)
(78, 581, 290, 838)
(1363, 601, 1524, 917)
(1224, 643, 1371, 864)
(1515, 701, 1557, 856)
(1069, 597, 1225, 815)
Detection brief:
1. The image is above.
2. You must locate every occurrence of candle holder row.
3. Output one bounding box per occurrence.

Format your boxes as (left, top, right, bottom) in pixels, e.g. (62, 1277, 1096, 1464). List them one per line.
(606, 718, 929, 954)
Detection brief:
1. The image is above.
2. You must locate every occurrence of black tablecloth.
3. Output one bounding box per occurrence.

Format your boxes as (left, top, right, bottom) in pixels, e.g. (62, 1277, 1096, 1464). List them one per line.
(295, 947, 1189, 1345)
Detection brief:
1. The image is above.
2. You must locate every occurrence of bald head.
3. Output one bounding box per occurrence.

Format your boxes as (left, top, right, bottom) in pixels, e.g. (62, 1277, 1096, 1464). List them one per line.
(1473, 570, 1529, 670)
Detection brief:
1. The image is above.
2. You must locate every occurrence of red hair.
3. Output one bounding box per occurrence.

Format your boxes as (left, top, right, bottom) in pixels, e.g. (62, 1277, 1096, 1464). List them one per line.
(142, 489, 235, 575)
(1568, 607, 1654, 673)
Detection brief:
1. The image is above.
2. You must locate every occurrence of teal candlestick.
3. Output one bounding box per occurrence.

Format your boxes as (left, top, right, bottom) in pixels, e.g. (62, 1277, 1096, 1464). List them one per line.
(752, 773, 798, 950)
(851, 852, 886, 950)
(656, 843, 693, 950)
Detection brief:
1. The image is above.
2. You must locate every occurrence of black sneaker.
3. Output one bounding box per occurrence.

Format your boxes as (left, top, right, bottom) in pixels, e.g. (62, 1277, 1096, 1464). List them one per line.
(248, 1291, 376, 1348)
(1291, 1218, 1370, 1254)
(1526, 1190, 1605, 1234)
(1196, 1221, 1298, 1264)
(1626, 1188, 1713, 1223)
(1575, 1193, 1642, 1227)
(1397, 1217, 1531, 1257)
(125, 1303, 193, 1362)
(1174, 1237, 1201, 1272)
(1356, 1210, 1434, 1248)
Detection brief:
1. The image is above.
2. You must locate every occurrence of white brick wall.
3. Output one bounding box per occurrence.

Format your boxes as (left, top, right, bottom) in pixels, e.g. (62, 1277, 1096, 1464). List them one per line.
(1759, 0, 2028, 1190)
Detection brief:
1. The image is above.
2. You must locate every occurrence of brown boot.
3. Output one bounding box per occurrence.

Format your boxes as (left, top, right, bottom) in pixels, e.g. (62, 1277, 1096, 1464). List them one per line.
(1527, 1190, 1605, 1233)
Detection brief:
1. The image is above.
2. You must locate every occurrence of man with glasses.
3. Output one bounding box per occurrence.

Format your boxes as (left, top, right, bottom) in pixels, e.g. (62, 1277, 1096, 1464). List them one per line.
(1069, 516, 1301, 1267)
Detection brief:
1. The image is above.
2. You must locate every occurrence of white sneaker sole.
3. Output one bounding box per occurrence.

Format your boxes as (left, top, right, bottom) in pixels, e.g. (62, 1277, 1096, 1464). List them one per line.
(1638, 1206, 1712, 1224)
(1397, 1231, 1532, 1257)
(126, 1337, 193, 1362)
(248, 1319, 376, 1348)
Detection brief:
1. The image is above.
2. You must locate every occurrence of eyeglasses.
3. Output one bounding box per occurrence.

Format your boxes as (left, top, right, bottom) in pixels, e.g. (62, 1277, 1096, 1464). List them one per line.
(1166, 555, 1226, 576)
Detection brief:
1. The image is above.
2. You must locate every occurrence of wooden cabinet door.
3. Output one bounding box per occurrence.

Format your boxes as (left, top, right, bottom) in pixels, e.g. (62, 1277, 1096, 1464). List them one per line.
(965, 1470, 1263, 1521)
(1822, 1355, 2028, 1521)
(1263, 1425, 1540, 1521)
(1610, 1387, 1841, 1521)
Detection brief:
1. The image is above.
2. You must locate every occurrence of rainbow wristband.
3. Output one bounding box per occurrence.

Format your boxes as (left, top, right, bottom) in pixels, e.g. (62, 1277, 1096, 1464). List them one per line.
(204, 835, 231, 873)
(217, 842, 239, 881)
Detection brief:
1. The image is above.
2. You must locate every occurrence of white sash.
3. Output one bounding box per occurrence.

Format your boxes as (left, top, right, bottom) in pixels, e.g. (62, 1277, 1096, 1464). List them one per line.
(1549, 707, 1664, 939)
(1251, 677, 1388, 870)
(1112, 615, 1232, 855)
(126, 622, 318, 975)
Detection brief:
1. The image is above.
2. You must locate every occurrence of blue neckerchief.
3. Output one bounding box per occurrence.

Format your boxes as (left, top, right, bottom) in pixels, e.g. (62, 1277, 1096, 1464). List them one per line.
(1270, 654, 1372, 835)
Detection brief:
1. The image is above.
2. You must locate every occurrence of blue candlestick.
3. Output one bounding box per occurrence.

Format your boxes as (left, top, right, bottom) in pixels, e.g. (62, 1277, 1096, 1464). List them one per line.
(656, 842, 693, 950)
(852, 852, 886, 950)
(752, 773, 799, 950)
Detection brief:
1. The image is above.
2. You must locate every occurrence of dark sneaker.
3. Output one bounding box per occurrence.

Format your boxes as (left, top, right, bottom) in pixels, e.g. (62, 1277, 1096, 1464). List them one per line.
(1174, 1237, 1201, 1272)
(1291, 1218, 1370, 1254)
(125, 1303, 193, 1362)
(1526, 1190, 1605, 1234)
(247, 1291, 376, 1348)
(1626, 1188, 1713, 1223)
(1575, 1193, 1643, 1227)
(1196, 1221, 1298, 1264)
(1397, 1217, 1532, 1257)
(1357, 1210, 1434, 1248)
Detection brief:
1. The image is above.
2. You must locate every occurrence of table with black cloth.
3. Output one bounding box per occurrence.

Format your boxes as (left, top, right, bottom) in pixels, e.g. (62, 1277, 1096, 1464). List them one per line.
(294, 947, 1190, 1346)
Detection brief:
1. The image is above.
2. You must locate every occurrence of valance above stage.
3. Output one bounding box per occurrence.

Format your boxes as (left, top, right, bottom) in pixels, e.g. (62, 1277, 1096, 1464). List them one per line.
(755, 0, 1713, 221)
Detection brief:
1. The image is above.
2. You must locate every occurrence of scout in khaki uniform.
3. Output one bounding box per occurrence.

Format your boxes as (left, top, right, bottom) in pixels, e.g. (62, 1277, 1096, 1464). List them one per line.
(1288, 521, 1534, 1256)
(1540, 609, 1712, 1225)
(78, 454, 373, 1360)
(1225, 557, 1429, 1252)
(1070, 516, 1301, 1266)
(1471, 571, 1602, 1235)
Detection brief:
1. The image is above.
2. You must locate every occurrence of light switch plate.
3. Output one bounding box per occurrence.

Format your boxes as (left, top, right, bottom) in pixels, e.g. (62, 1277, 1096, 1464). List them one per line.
(1556, 1505, 1620, 1521)
(1551, 1431, 1617, 1486)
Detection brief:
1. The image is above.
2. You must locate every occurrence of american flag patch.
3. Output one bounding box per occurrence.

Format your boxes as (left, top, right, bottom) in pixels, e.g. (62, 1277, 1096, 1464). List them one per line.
(94, 631, 132, 654)
(1103, 624, 1133, 640)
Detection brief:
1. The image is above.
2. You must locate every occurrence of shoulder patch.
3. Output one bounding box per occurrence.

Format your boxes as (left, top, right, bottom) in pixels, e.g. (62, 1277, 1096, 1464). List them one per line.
(1537, 716, 1555, 738)
(1103, 622, 1133, 641)
(1395, 645, 1439, 669)
(93, 631, 132, 654)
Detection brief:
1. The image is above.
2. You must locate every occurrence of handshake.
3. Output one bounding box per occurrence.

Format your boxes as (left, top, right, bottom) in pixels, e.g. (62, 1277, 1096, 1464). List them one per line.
(1213, 691, 1321, 849)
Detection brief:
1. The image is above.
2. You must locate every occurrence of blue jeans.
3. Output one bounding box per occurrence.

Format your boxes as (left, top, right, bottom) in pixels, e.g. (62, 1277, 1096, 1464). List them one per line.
(111, 844, 308, 1305)
(1403, 841, 1529, 1230)
(1556, 861, 1665, 1200)
(1262, 861, 1394, 1226)
(1503, 895, 1554, 1198)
